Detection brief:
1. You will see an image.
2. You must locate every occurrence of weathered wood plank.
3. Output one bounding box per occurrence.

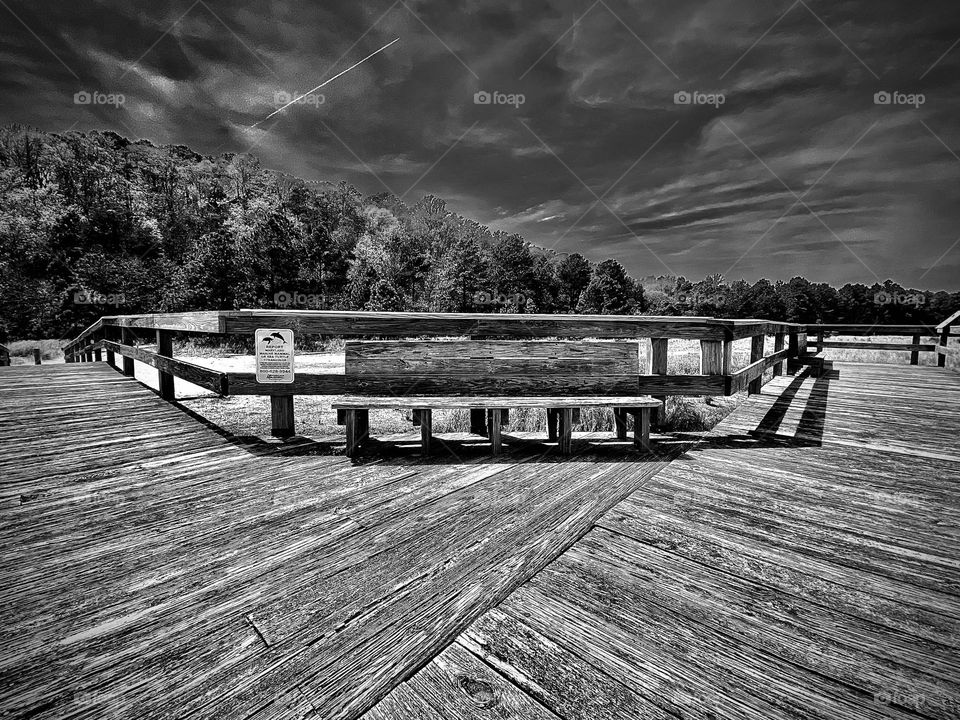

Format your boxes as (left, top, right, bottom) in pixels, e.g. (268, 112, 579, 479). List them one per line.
(97, 340, 227, 395)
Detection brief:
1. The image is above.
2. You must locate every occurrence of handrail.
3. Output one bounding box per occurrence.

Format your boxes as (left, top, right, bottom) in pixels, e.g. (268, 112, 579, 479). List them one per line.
(807, 313, 958, 367)
(61, 310, 819, 435)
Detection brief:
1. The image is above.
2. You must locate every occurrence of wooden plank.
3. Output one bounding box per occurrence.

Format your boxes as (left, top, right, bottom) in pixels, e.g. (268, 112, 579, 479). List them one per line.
(398, 641, 558, 720)
(331, 396, 661, 409)
(935, 309, 960, 331)
(772, 331, 785, 377)
(613, 408, 627, 440)
(344, 340, 640, 397)
(811, 341, 937, 351)
(270, 395, 295, 438)
(558, 408, 573, 455)
(808, 324, 940, 336)
(120, 328, 135, 376)
(728, 347, 792, 394)
(649, 337, 667, 425)
(346, 340, 638, 372)
(632, 408, 651, 452)
(156, 330, 175, 400)
(97, 340, 227, 395)
(222, 310, 736, 340)
(225, 372, 344, 396)
(458, 610, 676, 720)
(699, 339, 724, 375)
(418, 409, 432, 456)
(748, 334, 765, 394)
(110, 311, 224, 333)
(488, 409, 502, 455)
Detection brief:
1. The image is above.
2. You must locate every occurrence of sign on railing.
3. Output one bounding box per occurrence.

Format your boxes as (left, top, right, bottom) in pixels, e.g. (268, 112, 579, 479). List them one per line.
(255, 329, 295, 383)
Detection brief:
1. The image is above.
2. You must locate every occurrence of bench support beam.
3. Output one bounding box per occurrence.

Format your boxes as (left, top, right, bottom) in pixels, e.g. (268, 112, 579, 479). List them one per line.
(345, 409, 369, 457)
(558, 408, 573, 455)
(415, 409, 432, 455)
(487, 409, 502, 455)
(632, 408, 652, 452)
(613, 408, 628, 440)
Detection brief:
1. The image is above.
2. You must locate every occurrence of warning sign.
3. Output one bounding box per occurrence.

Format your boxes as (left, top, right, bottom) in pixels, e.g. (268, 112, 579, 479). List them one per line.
(255, 328, 295, 383)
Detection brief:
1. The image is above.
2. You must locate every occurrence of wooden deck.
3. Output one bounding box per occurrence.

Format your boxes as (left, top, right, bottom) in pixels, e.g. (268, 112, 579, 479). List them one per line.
(2, 361, 958, 719)
(364, 363, 960, 720)
(0, 362, 681, 720)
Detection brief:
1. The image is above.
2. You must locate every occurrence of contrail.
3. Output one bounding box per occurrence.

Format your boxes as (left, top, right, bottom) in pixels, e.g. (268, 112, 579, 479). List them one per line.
(252, 37, 399, 127)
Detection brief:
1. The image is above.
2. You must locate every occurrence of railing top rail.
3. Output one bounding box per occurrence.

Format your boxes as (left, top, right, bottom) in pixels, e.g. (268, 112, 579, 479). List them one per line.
(64, 310, 804, 346)
(936, 309, 960, 331)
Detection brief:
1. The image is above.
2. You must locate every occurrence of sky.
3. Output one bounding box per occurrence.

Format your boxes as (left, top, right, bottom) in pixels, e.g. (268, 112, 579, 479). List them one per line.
(1, 0, 959, 290)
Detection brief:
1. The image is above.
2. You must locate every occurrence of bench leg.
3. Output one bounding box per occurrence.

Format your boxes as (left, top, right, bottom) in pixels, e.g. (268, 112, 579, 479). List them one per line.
(488, 409, 502, 455)
(417, 409, 432, 456)
(470, 409, 487, 436)
(547, 409, 559, 441)
(559, 408, 573, 455)
(632, 408, 651, 452)
(613, 408, 627, 440)
(345, 409, 369, 458)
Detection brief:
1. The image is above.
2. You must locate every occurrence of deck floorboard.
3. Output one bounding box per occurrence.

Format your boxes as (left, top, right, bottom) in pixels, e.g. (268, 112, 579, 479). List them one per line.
(365, 362, 960, 720)
(0, 362, 676, 720)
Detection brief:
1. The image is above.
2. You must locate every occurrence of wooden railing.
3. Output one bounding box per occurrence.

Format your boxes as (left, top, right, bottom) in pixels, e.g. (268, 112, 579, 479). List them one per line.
(806, 312, 960, 367)
(61, 310, 812, 436)
(0, 343, 9, 367)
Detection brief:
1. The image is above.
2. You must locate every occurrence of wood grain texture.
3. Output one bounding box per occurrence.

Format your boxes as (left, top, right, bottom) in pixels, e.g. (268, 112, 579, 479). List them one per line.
(366, 361, 960, 720)
(344, 340, 639, 397)
(0, 362, 681, 720)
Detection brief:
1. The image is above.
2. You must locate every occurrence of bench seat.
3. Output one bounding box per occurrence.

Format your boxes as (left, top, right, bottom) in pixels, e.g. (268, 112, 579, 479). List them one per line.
(332, 395, 662, 457)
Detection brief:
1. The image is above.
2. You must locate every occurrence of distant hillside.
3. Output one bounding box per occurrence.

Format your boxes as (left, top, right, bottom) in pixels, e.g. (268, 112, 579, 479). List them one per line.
(0, 126, 955, 338)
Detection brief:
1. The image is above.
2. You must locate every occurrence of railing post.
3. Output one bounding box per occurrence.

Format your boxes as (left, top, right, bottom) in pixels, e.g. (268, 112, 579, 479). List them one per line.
(94, 339, 102, 363)
(84, 340, 93, 362)
(700, 339, 730, 375)
(650, 338, 668, 426)
(156, 329, 175, 400)
(911, 333, 921, 366)
(772, 331, 785, 377)
(33, 348, 41, 365)
(105, 327, 116, 367)
(121, 327, 135, 377)
(938, 326, 949, 368)
(271, 395, 295, 438)
(748, 334, 765, 394)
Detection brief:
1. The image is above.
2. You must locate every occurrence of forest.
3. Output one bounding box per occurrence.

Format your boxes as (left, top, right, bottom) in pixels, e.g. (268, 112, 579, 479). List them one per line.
(1, 125, 956, 339)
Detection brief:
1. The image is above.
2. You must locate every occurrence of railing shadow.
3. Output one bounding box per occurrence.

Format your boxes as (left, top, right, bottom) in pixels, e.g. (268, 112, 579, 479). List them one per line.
(680, 366, 836, 454)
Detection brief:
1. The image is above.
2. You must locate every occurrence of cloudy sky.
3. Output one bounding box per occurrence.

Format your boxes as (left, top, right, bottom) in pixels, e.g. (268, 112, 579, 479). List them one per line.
(2, 0, 959, 289)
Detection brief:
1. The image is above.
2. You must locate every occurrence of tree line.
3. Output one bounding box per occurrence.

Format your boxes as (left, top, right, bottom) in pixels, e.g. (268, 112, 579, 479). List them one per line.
(0, 125, 955, 339)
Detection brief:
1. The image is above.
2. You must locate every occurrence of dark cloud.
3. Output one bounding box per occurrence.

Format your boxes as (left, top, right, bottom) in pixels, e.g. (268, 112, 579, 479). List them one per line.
(1, 0, 958, 288)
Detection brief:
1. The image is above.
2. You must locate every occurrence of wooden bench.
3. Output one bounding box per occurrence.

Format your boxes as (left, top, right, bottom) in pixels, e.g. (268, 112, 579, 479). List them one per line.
(331, 341, 661, 458)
